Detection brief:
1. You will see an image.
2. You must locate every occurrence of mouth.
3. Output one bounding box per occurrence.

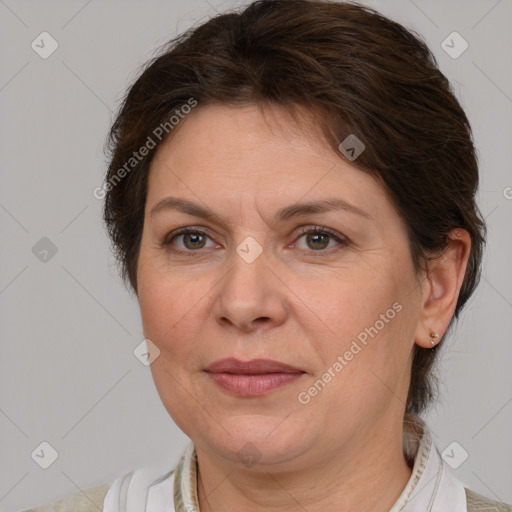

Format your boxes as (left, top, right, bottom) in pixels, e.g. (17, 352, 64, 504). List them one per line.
(204, 358, 306, 396)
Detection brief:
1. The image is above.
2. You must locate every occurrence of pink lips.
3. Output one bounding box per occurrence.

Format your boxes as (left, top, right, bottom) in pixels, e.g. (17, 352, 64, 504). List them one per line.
(204, 358, 306, 396)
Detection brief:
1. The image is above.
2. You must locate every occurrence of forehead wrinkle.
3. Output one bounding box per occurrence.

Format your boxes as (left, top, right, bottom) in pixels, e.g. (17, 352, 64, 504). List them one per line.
(229, 193, 275, 234)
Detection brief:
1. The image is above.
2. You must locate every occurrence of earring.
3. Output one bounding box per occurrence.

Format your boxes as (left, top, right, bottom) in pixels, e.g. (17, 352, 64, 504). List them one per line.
(430, 332, 439, 346)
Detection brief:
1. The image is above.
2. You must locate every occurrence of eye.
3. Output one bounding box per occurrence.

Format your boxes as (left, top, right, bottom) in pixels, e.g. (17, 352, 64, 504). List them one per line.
(161, 225, 349, 257)
(162, 228, 217, 255)
(293, 226, 349, 255)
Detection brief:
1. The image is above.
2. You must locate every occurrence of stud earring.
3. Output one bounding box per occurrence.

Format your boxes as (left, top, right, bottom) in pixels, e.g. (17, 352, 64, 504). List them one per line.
(430, 332, 439, 346)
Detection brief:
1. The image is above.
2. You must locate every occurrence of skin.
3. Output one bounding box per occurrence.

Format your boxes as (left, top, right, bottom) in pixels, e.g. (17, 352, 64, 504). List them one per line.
(136, 103, 471, 512)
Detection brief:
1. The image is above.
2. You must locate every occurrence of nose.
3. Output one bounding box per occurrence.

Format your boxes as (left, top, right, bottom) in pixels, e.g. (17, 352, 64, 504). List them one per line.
(214, 245, 289, 332)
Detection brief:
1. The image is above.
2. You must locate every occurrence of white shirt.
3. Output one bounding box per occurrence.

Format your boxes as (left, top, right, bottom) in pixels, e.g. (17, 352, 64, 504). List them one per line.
(103, 415, 468, 512)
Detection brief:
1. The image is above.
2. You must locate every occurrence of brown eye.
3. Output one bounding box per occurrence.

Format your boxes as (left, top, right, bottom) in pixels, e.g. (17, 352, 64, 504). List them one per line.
(294, 226, 349, 254)
(304, 232, 330, 250)
(163, 228, 216, 255)
(181, 232, 207, 250)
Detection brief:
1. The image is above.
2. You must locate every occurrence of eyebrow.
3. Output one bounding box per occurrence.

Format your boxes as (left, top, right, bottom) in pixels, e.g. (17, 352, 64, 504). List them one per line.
(149, 196, 373, 224)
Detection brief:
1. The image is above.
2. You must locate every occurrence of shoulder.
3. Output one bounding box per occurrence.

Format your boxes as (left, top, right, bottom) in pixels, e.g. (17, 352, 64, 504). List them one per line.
(22, 482, 112, 512)
(465, 487, 512, 512)
(21, 456, 180, 512)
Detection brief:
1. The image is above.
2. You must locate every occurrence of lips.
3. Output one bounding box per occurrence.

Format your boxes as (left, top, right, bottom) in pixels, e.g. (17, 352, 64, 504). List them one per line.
(204, 357, 305, 375)
(204, 358, 306, 396)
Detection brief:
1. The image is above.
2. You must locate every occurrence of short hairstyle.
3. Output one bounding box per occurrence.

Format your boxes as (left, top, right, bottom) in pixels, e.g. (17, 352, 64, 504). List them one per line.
(103, 0, 486, 415)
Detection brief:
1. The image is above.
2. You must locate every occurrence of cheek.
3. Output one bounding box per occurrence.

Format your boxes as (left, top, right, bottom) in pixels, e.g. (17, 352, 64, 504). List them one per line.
(305, 267, 400, 344)
(305, 265, 415, 396)
(139, 274, 206, 421)
(138, 256, 206, 340)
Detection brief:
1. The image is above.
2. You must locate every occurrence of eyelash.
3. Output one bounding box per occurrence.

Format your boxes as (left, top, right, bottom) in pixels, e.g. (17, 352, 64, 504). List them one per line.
(161, 226, 349, 258)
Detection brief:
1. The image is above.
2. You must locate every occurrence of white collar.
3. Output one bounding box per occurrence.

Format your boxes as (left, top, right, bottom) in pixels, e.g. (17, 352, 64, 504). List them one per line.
(391, 415, 468, 511)
(103, 415, 468, 512)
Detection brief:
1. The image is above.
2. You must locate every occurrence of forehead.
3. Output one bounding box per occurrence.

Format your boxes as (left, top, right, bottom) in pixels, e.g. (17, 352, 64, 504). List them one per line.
(146, 104, 389, 220)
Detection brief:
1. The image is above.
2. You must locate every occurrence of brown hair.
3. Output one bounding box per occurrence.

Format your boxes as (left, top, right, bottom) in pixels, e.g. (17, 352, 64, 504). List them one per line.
(103, 0, 486, 415)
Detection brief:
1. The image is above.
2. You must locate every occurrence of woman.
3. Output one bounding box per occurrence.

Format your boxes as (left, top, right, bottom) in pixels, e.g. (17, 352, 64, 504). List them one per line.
(25, 0, 511, 511)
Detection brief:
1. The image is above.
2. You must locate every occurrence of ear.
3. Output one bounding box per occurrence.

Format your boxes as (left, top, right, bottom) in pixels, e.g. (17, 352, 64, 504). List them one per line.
(414, 229, 472, 348)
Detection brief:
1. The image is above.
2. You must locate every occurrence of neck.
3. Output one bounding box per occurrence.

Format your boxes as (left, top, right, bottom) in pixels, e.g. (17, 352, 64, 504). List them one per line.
(195, 418, 413, 512)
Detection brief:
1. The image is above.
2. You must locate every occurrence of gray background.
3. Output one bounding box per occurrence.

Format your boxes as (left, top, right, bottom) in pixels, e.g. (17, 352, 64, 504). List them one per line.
(1, 0, 511, 510)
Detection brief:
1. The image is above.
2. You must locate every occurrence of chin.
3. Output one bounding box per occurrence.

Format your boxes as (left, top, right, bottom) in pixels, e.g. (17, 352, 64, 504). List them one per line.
(195, 416, 313, 468)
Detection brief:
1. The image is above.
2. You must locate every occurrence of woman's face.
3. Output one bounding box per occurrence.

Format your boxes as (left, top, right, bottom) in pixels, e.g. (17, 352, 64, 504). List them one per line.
(137, 103, 427, 468)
